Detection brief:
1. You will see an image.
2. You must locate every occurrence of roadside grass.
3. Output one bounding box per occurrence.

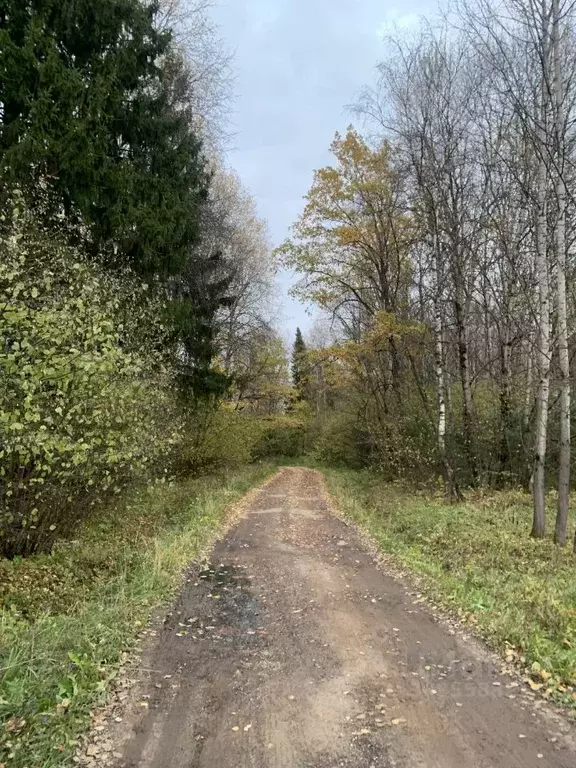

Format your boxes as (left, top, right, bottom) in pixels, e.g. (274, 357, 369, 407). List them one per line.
(0, 463, 274, 768)
(323, 467, 576, 712)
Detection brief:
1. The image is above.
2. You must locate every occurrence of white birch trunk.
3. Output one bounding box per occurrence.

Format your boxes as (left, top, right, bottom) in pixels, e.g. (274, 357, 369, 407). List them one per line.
(532, 54, 551, 538)
(551, 0, 571, 545)
(433, 234, 456, 501)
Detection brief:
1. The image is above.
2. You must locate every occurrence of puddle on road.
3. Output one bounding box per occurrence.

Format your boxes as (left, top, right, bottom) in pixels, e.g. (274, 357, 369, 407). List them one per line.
(198, 564, 250, 587)
(193, 564, 265, 643)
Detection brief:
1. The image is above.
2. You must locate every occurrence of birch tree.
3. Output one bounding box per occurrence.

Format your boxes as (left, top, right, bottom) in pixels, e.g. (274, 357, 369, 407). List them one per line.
(458, 0, 576, 536)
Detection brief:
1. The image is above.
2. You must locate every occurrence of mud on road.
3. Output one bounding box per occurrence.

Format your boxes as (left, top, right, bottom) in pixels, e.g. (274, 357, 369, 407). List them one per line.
(106, 467, 575, 767)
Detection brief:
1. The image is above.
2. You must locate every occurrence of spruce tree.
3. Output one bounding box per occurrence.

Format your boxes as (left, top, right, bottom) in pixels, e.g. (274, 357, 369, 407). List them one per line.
(291, 327, 308, 400)
(0, 0, 208, 277)
(0, 0, 235, 398)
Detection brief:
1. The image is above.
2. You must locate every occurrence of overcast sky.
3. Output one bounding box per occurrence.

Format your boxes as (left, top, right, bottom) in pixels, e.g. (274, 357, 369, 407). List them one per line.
(213, 0, 436, 340)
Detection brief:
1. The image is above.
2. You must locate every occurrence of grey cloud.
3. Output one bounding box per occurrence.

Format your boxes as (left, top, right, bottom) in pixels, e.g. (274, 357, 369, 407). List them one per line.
(213, 0, 435, 332)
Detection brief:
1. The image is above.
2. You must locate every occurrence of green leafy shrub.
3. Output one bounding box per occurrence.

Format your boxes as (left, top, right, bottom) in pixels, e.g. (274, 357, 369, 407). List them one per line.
(176, 407, 267, 471)
(253, 413, 311, 458)
(0, 202, 182, 556)
(311, 410, 371, 468)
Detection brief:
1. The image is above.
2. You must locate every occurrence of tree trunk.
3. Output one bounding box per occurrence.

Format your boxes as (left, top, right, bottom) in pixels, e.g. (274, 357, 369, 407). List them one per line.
(552, 0, 570, 545)
(388, 334, 404, 414)
(433, 239, 460, 502)
(532, 147, 550, 539)
(499, 329, 512, 484)
(523, 339, 533, 432)
(435, 304, 460, 502)
(454, 277, 477, 484)
(554, 185, 570, 544)
(532, 0, 552, 539)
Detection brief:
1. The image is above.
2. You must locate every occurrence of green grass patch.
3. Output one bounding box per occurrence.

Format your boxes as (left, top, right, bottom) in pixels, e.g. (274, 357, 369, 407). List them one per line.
(0, 464, 274, 767)
(323, 467, 576, 711)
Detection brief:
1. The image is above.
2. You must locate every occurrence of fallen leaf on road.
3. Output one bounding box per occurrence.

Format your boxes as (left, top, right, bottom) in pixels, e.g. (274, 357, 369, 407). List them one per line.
(244, 724, 252, 732)
(391, 718, 406, 726)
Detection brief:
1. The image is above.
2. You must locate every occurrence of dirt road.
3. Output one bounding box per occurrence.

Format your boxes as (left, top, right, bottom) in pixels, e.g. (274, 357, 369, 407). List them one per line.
(110, 467, 575, 767)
